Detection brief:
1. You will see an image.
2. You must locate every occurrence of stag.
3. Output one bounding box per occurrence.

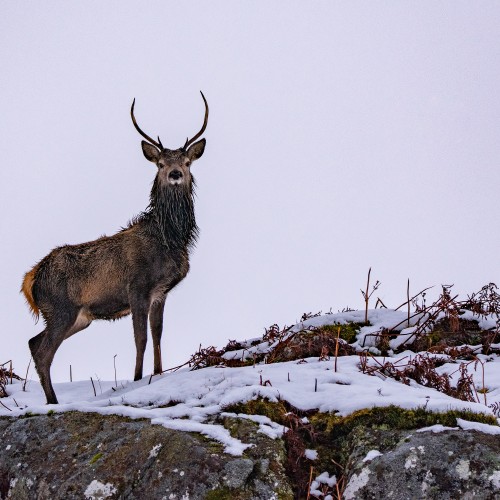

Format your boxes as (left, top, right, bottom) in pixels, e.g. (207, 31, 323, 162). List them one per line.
(22, 93, 208, 404)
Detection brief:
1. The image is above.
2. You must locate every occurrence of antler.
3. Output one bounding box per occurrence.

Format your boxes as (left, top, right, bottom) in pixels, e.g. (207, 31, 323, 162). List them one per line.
(130, 98, 163, 150)
(183, 91, 209, 150)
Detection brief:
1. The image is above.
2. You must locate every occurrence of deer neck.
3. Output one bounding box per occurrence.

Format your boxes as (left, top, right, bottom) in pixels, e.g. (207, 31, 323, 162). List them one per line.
(146, 178, 198, 251)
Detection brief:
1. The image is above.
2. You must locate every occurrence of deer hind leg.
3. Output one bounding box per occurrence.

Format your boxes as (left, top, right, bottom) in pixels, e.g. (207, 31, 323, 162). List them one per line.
(131, 296, 149, 381)
(29, 307, 79, 404)
(149, 297, 166, 375)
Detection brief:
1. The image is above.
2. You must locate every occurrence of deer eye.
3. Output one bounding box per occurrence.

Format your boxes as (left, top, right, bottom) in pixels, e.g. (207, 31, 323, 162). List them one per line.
(185, 161, 191, 167)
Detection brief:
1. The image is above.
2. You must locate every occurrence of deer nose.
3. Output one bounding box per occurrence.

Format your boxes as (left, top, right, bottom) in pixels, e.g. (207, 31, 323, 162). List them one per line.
(169, 170, 183, 180)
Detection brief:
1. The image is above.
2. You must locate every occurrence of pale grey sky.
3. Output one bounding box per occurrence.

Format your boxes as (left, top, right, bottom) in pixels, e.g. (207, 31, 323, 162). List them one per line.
(1, 2, 499, 383)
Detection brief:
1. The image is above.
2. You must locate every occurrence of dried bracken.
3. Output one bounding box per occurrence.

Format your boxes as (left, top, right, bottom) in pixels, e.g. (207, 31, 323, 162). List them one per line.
(364, 283, 500, 354)
(267, 326, 356, 364)
(0, 361, 22, 398)
(358, 352, 479, 403)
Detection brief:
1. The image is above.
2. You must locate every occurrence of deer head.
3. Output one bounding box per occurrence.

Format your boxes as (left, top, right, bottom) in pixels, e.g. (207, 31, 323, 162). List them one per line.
(130, 91, 208, 188)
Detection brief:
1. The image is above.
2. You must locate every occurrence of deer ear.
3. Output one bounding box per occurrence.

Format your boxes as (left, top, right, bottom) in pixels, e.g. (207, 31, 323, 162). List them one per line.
(141, 141, 161, 163)
(187, 139, 206, 162)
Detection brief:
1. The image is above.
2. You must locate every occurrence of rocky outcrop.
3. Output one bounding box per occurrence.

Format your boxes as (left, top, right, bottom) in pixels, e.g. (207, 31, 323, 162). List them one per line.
(2, 410, 500, 499)
(343, 427, 500, 499)
(0, 412, 293, 499)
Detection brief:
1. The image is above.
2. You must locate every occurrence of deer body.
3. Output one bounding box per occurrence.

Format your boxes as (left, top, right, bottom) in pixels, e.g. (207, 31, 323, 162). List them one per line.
(22, 94, 208, 404)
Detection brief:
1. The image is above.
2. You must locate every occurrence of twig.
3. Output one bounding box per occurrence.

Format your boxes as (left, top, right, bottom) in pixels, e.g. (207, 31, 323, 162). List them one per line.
(0, 400, 12, 412)
(361, 268, 380, 324)
(395, 286, 434, 311)
(334, 326, 340, 372)
(23, 358, 32, 392)
(306, 466, 314, 500)
(407, 279, 410, 328)
(336, 475, 345, 500)
(364, 268, 371, 324)
(163, 360, 190, 373)
(70, 364, 72, 383)
(95, 375, 103, 395)
(113, 355, 118, 389)
(473, 357, 487, 406)
(90, 377, 96, 397)
(335, 479, 342, 500)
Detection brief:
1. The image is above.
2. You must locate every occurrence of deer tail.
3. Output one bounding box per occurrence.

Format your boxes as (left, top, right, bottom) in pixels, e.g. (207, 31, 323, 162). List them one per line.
(21, 266, 40, 322)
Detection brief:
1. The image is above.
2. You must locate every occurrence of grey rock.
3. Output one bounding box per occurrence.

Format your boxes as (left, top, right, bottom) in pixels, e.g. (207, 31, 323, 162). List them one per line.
(223, 458, 254, 488)
(0, 413, 293, 500)
(2, 409, 500, 499)
(343, 429, 500, 499)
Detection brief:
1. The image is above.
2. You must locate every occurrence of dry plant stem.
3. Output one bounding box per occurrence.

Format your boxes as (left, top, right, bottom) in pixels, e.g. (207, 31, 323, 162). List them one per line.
(471, 375, 480, 404)
(22, 358, 32, 392)
(480, 360, 487, 406)
(0, 361, 13, 386)
(0, 400, 12, 411)
(364, 267, 371, 324)
(335, 480, 342, 500)
(407, 279, 410, 327)
(385, 309, 428, 335)
(337, 475, 346, 500)
(90, 377, 96, 397)
(306, 466, 314, 500)
(164, 361, 190, 373)
(395, 286, 434, 311)
(471, 357, 487, 405)
(113, 354, 117, 388)
(400, 293, 459, 347)
(70, 364, 72, 382)
(334, 326, 340, 372)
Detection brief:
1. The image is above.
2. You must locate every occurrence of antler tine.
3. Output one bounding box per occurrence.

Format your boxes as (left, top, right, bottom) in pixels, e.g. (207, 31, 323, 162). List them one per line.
(184, 91, 209, 150)
(130, 98, 162, 149)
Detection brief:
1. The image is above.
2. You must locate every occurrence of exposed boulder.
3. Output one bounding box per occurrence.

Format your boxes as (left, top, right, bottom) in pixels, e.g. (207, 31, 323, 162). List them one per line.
(0, 412, 293, 499)
(1, 410, 500, 499)
(343, 428, 500, 499)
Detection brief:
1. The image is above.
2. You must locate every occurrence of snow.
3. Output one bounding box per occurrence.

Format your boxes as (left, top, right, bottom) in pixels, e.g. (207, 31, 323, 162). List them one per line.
(310, 471, 336, 498)
(305, 449, 318, 460)
(457, 419, 500, 435)
(2, 309, 499, 455)
(148, 444, 162, 459)
(389, 327, 418, 350)
(221, 412, 285, 439)
(459, 310, 497, 331)
(489, 471, 500, 488)
(416, 424, 458, 433)
(362, 450, 383, 462)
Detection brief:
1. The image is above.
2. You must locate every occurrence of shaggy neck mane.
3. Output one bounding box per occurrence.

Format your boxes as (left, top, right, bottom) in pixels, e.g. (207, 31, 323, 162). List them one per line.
(140, 176, 198, 250)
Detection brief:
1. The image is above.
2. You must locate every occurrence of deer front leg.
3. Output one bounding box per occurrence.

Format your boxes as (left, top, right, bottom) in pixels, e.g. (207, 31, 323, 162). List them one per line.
(131, 297, 149, 381)
(150, 297, 166, 375)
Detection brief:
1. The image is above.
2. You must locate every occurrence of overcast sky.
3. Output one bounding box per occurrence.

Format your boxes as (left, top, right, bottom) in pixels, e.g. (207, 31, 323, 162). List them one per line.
(1, 2, 499, 384)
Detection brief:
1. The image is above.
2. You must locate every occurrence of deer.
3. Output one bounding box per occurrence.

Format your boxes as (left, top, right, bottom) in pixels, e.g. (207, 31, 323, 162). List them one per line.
(21, 92, 208, 404)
